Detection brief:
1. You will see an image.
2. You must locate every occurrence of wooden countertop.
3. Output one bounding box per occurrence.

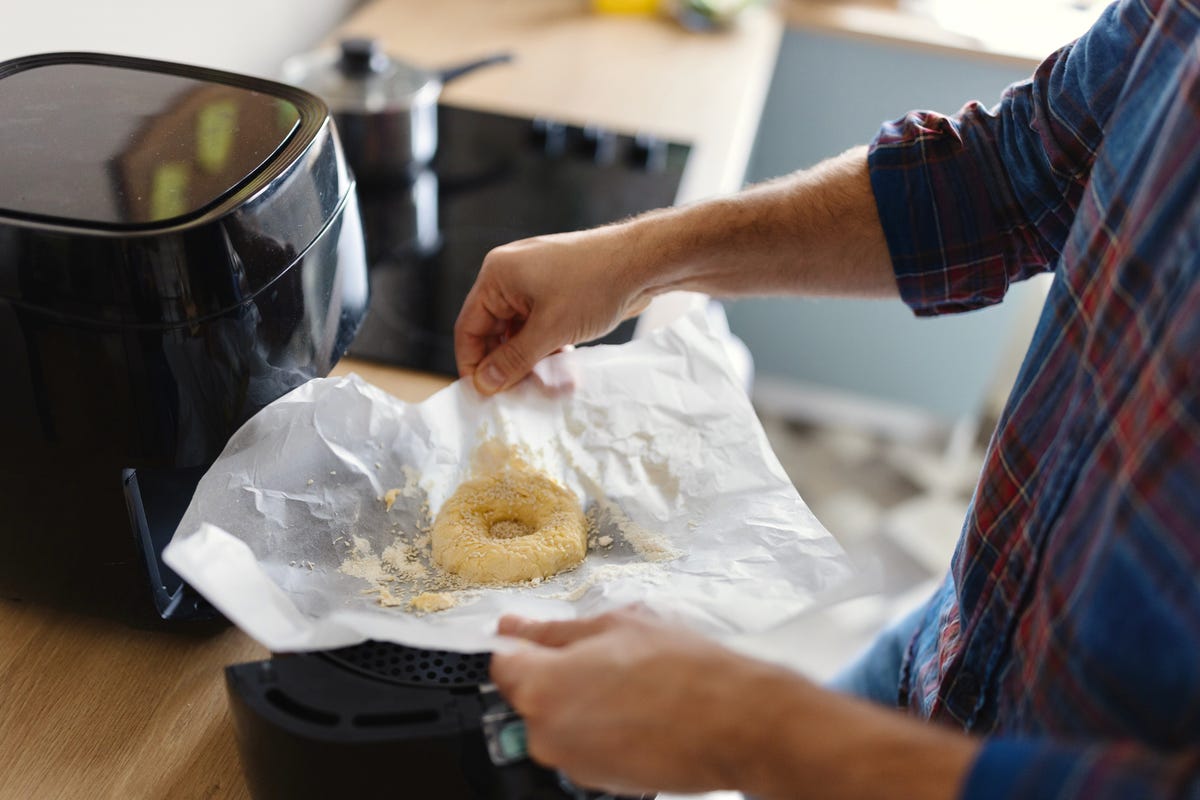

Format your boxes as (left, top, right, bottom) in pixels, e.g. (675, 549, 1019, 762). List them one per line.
(0, 3, 781, 798)
(783, 0, 1106, 68)
(334, 0, 782, 203)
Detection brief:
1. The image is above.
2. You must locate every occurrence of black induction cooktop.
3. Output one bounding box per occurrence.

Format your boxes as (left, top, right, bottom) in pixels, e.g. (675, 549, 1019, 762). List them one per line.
(346, 104, 691, 376)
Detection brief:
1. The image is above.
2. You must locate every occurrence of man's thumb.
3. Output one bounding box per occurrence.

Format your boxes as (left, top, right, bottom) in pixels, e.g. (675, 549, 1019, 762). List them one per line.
(473, 328, 556, 395)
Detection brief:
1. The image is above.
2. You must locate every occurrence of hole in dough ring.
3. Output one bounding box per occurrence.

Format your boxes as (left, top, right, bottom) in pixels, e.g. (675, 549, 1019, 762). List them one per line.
(431, 469, 588, 584)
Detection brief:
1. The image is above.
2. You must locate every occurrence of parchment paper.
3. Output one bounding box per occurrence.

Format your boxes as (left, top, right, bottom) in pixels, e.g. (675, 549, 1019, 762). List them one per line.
(163, 310, 851, 653)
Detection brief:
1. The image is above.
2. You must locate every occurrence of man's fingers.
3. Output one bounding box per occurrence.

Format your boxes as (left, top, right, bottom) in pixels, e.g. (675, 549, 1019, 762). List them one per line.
(453, 294, 511, 378)
(489, 648, 537, 699)
(473, 324, 564, 395)
(497, 615, 595, 647)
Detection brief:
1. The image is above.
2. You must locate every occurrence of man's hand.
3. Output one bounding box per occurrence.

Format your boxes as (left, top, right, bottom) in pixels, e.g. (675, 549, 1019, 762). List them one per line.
(490, 608, 981, 800)
(490, 608, 771, 796)
(454, 226, 654, 396)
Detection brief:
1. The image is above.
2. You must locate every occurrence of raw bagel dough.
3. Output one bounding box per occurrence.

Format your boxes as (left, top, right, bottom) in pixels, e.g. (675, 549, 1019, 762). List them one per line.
(431, 469, 587, 584)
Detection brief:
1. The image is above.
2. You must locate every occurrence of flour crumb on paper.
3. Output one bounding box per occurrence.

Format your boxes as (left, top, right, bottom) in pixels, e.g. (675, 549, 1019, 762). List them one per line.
(338, 536, 393, 584)
(340, 541, 470, 613)
(335, 477, 481, 613)
(410, 592, 458, 613)
(381, 541, 427, 581)
(587, 499, 681, 563)
(383, 465, 424, 511)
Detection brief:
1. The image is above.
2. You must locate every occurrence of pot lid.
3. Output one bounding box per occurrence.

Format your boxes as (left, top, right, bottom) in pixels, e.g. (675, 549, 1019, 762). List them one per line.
(282, 39, 438, 115)
(0, 57, 302, 229)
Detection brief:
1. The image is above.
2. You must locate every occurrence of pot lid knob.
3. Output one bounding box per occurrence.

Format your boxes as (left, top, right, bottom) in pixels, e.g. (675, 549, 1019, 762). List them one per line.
(338, 38, 389, 76)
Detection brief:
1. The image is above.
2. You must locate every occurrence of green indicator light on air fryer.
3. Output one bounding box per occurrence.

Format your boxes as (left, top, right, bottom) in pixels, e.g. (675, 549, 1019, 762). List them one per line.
(498, 720, 528, 759)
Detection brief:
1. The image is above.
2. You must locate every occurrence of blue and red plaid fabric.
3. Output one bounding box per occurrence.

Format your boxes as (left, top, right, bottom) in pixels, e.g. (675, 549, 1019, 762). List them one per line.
(867, 0, 1200, 796)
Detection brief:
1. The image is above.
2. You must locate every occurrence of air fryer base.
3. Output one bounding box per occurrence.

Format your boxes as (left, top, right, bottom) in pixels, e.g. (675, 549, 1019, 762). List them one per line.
(226, 642, 654, 800)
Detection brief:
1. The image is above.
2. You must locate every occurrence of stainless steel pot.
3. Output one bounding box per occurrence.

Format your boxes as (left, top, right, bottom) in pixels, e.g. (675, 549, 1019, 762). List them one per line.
(283, 39, 511, 184)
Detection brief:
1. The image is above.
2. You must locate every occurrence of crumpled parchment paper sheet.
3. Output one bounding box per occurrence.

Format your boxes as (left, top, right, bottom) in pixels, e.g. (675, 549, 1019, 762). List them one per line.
(163, 310, 851, 653)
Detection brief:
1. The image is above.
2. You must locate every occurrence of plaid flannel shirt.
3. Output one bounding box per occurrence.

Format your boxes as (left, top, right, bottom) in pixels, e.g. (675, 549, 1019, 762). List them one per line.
(867, 0, 1200, 796)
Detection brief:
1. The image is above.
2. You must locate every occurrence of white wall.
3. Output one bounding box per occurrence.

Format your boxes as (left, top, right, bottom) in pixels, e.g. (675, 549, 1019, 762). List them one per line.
(3, 0, 362, 78)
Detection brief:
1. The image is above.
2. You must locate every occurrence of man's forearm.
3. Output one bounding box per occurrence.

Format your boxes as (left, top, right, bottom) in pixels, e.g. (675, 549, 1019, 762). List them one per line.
(624, 146, 898, 301)
(454, 143, 896, 392)
(731, 660, 979, 800)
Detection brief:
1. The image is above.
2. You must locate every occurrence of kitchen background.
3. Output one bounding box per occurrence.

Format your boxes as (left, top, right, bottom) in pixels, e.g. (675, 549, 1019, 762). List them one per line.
(3, 0, 1096, 676)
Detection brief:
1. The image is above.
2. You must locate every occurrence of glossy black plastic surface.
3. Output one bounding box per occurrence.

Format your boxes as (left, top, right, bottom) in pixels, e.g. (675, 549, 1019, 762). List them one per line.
(0, 53, 369, 622)
(0, 61, 300, 227)
(0, 53, 353, 323)
(0, 195, 368, 619)
(226, 648, 651, 799)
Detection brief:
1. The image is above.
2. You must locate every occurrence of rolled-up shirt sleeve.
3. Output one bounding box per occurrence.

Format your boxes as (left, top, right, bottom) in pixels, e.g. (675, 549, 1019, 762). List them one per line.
(867, 0, 1152, 316)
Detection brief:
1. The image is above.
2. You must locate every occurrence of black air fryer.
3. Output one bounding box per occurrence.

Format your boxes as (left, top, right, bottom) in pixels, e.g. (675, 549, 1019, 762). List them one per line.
(226, 642, 653, 800)
(0, 53, 368, 623)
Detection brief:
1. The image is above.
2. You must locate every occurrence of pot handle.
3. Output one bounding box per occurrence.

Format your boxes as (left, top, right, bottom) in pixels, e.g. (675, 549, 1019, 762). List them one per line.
(437, 52, 514, 85)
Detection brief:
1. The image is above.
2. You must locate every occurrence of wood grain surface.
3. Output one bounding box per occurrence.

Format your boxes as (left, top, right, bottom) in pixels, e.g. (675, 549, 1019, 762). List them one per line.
(0, 601, 257, 799)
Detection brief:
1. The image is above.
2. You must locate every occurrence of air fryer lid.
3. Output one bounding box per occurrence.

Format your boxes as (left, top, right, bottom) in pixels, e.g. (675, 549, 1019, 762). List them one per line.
(0, 62, 300, 228)
(0, 53, 353, 325)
